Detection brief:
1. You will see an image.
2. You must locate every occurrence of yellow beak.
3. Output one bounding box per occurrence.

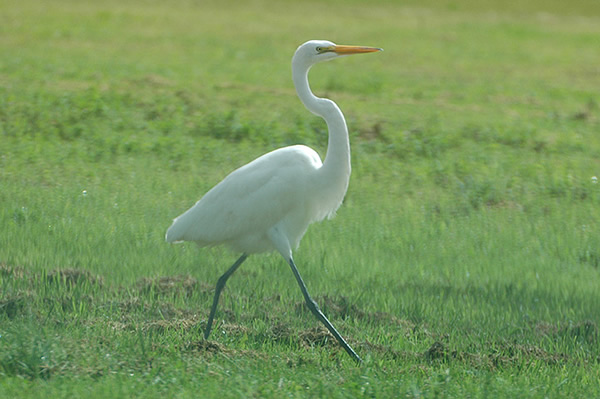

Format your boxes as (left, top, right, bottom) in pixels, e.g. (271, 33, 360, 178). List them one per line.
(332, 45, 383, 54)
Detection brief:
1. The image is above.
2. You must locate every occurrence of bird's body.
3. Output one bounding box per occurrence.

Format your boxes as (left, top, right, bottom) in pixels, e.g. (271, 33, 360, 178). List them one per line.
(166, 40, 381, 363)
(166, 143, 343, 255)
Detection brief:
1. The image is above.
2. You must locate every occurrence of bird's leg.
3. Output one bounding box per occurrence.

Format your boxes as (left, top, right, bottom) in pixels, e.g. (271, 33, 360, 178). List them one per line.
(204, 253, 249, 339)
(286, 257, 362, 363)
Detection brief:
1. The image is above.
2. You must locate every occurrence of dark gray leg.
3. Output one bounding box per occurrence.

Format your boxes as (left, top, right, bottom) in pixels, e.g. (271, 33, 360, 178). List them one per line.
(204, 253, 249, 339)
(286, 257, 362, 363)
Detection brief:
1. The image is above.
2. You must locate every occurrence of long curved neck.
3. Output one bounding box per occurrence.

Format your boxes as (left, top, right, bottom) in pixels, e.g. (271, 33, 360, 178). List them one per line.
(292, 62, 351, 184)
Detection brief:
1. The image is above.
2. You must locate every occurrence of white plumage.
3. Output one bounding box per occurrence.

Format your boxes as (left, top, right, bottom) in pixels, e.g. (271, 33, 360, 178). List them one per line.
(166, 40, 381, 363)
(165, 144, 337, 256)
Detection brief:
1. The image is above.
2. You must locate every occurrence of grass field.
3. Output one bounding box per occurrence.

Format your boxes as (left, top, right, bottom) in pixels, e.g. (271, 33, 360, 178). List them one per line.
(2, 0, 600, 397)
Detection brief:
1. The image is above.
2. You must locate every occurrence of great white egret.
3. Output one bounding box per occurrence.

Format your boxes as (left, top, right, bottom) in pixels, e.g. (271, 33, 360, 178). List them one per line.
(166, 40, 382, 363)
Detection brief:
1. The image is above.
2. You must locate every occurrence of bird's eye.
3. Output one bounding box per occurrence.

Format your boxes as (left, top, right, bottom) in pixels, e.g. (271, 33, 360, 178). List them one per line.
(316, 46, 322, 53)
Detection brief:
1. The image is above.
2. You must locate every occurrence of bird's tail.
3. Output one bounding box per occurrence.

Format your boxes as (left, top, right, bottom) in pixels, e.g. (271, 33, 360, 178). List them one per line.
(165, 218, 185, 243)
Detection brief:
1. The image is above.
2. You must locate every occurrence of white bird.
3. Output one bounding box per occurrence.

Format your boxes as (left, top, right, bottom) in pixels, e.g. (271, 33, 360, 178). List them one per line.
(166, 40, 382, 363)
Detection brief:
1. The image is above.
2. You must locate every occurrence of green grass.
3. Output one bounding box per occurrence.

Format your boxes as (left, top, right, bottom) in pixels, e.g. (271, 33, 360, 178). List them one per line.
(2, 0, 600, 397)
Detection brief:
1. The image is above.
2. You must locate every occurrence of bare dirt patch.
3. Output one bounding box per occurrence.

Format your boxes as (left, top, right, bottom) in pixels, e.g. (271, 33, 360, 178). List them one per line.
(46, 268, 104, 287)
(0, 263, 29, 279)
(135, 274, 214, 298)
(535, 320, 598, 345)
(295, 294, 415, 331)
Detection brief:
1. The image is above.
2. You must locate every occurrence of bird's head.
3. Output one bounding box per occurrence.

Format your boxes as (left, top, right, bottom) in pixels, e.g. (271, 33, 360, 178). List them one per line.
(293, 40, 382, 69)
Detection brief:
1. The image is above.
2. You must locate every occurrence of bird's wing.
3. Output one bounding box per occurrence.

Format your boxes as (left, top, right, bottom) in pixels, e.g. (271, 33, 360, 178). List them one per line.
(165, 145, 322, 245)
